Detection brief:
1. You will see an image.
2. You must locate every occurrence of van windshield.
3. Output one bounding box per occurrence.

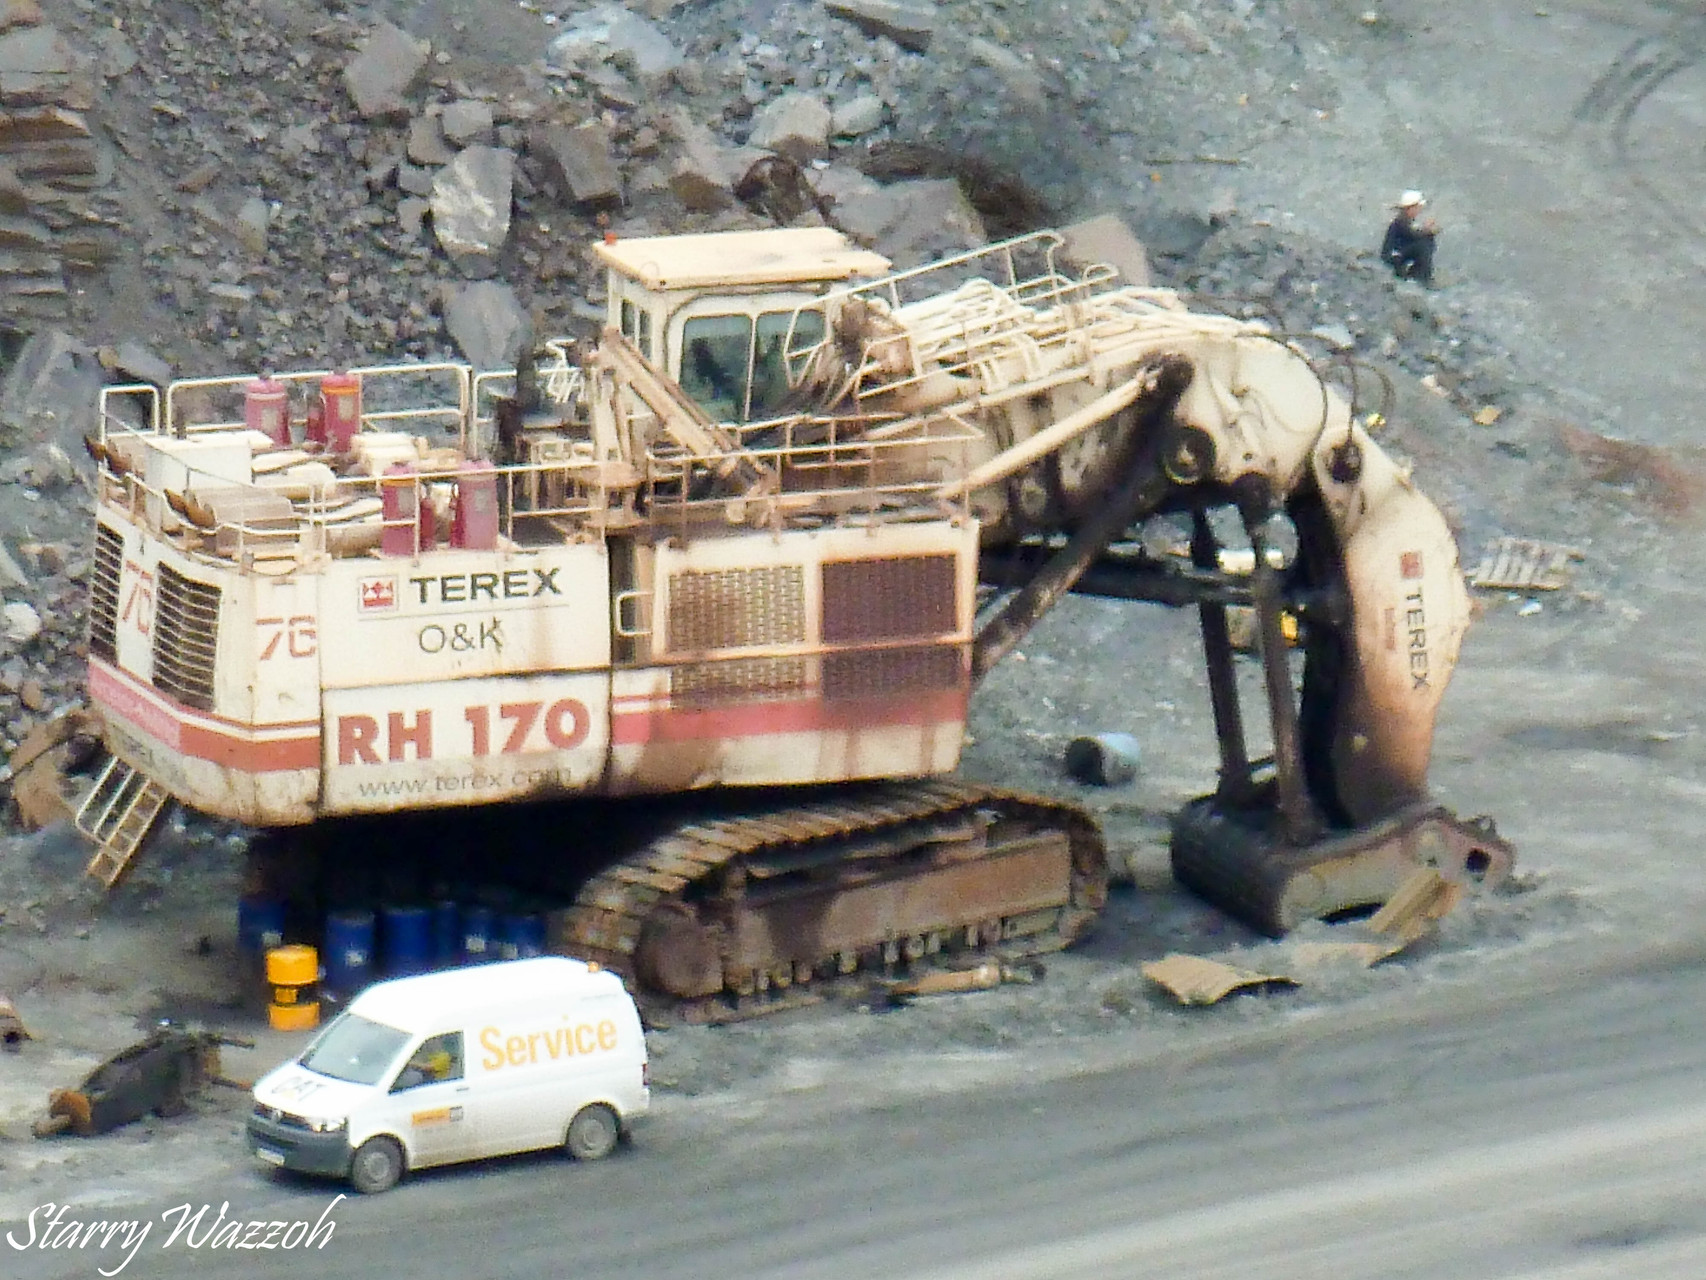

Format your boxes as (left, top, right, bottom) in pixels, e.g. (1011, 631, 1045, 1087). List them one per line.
(299, 1014, 411, 1086)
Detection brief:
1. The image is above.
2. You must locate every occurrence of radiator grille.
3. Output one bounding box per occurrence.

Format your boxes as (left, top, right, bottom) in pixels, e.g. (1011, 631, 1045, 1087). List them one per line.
(823, 645, 964, 701)
(672, 656, 810, 706)
(821, 555, 956, 642)
(88, 523, 122, 663)
(667, 565, 805, 651)
(151, 564, 220, 711)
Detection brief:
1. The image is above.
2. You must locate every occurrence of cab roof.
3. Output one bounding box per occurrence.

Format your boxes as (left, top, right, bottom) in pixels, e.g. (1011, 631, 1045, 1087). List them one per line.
(593, 227, 892, 292)
(348, 956, 622, 1031)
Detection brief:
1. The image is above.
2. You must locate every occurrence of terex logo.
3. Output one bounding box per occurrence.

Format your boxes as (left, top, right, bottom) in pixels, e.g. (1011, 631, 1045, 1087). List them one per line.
(359, 576, 397, 611)
(409, 568, 562, 605)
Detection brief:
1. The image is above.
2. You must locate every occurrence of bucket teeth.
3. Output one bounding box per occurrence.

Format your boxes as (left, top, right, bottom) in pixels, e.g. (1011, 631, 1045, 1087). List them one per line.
(1170, 795, 1515, 937)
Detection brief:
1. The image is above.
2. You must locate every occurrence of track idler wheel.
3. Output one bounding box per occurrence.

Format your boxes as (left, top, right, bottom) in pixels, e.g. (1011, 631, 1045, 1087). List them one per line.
(635, 902, 724, 1000)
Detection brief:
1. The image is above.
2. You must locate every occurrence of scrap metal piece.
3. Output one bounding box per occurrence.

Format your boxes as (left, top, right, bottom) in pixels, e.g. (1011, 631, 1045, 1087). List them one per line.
(1470, 536, 1583, 592)
(31, 1026, 251, 1139)
(889, 959, 1004, 999)
(0, 994, 31, 1051)
(1148, 866, 1466, 1004)
(1141, 953, 1297, 1005)
(1365, 865, 1462, 945)
(8, 704, 102, 831)
(886, 957, 1047, 1004)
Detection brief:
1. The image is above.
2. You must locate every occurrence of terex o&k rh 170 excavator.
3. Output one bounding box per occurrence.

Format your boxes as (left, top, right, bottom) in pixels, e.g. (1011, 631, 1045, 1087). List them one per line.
(69, 227, 1511, 1018)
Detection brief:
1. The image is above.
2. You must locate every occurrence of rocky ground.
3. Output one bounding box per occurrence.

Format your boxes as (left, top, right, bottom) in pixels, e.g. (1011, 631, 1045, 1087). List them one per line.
(0, 0, 1701, 1221)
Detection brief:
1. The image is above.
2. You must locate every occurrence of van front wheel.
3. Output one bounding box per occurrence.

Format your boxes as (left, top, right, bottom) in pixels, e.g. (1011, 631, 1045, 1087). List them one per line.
(350, 1136, 404, 1194)
(566, 1104, 619, 1161)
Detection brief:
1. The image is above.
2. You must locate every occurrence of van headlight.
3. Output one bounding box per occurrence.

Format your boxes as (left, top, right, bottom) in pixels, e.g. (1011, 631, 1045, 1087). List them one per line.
(307, 1116, 347, 1134)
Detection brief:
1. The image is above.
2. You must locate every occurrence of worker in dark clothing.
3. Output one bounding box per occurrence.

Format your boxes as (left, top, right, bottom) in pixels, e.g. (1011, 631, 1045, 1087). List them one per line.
(1381, 190, 1438, 286)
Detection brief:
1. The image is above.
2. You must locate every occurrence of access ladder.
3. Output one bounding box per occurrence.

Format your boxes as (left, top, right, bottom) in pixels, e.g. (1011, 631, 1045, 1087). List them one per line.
(74, 756, 170, 889)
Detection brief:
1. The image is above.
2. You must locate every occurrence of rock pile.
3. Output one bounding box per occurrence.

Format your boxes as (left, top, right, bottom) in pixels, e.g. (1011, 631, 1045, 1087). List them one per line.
(0, 1, 123, 324)
(0, 0, 1601, 826)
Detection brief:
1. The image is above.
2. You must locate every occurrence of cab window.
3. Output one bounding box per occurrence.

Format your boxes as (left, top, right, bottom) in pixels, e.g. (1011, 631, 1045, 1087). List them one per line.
(620, 298, 653, 360)
(680, 309, 827, 422)
(750, 309, 826, 419)
(390, 1031, 464, 1093)
(679, 314, 752, 422)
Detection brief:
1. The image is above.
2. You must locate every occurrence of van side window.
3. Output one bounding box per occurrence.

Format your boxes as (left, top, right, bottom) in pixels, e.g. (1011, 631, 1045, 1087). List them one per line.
(391, 1031, 464, 1092)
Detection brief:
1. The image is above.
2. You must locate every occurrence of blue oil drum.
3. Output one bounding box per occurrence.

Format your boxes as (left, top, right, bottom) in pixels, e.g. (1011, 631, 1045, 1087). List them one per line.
(501, 912, 545, 961)
(460, 905, 496, 964)
(323, 909, 376, 1000)
(383, 905, 433, 977)
(432, 901, 460, 968)
(237, 895, 287, 955)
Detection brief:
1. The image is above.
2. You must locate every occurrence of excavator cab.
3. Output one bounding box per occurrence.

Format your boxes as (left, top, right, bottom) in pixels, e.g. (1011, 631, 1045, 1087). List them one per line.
(594, 228, 888, 423)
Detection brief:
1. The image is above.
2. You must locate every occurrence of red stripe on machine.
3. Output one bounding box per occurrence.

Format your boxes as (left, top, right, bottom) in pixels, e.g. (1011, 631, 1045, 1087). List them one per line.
(610, 689, 968, 745)
(88, 660, 319, 772)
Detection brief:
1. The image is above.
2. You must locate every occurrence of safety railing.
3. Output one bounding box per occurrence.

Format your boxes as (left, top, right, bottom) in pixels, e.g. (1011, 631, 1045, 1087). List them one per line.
(639, 408, 981, 532)
(774, 231, 1136, 412)
(92, 442, 625, 570)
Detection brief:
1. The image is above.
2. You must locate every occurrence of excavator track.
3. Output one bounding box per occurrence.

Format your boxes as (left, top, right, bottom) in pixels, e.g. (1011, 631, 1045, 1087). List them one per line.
(559, 780, 1107, 1023)
(1170, 795, 1515, 938)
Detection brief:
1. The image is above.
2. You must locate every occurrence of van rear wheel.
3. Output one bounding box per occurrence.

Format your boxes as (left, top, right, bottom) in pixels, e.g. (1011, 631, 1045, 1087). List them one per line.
(566, 1104, 619, 1161)
(350, 1136, 404, 1194)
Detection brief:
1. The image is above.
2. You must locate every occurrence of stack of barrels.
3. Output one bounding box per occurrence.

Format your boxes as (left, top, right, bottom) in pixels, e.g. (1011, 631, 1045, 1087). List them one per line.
(240, 891, 550, 1018)
(319, 900, 548, 1005)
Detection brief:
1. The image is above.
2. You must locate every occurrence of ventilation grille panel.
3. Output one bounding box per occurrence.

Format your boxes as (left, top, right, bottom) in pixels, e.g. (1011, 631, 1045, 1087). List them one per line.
(822, 555, 956, 643)
(667, 565, 805, 651)
(672, 656, 809, 707)
(823, 646, 964, 702)
(88, 524, 122, 663)
(151, 564, 220, 711)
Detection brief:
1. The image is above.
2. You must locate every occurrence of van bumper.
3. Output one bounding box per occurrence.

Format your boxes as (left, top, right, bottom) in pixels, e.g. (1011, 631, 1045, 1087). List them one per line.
(246, 1113, 354, 1178)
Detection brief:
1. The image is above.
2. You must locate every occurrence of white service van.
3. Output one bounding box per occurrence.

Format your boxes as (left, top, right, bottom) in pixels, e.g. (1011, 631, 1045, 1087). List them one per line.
(245, 956, 649, 1193)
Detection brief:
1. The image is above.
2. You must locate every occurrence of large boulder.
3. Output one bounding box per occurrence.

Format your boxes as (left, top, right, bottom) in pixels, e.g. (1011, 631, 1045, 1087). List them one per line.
(820, 174, 985, 269)
(547, 4, 683, 79)
(749, 92, 832, 163)
(442, 281, 531, 371)
(823, 0, 937, 53)
(1058, 214, 1152, 288)
(431, 146, 515, 279)
(529, 121, 621, 208)
(0, 328, 101, 457)
(342, 21, 429, 120)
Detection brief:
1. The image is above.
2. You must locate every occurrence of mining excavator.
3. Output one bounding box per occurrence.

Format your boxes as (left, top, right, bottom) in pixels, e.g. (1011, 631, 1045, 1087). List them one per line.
(65, 225, 1511, 1019)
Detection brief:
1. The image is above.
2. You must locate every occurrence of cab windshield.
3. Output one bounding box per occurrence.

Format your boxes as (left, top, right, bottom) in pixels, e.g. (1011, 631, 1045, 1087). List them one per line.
(678, 307, 827, 422)
(299, 1014, 411, 1086)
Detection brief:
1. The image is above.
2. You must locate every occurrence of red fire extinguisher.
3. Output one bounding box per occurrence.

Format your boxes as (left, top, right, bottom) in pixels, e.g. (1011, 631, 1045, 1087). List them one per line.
(321, 371, 362, 453)
(381, 463, 419, 557)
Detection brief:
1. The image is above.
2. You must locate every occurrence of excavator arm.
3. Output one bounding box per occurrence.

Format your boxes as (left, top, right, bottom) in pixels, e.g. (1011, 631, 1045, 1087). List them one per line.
(803, 235, 1513, 934)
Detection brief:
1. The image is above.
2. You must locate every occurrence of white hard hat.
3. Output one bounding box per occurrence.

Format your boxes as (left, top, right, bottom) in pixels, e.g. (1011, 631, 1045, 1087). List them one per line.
(1396, 190, 1426, 209)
